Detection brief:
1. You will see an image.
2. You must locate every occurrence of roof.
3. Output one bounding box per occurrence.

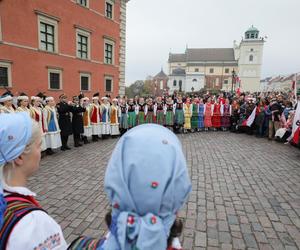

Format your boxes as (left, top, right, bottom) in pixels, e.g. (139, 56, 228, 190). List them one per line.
(154, 69, 168, 79)
(246, 25, 259, 33)
(169, 48, 236, 63)
(171, 68, 186, 76)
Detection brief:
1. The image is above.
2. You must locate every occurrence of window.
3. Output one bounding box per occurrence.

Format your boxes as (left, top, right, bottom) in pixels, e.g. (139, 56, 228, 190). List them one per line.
(224, 79, 229, 84)
(251, 33, 255, 39)
(0, 62, 12, 87)
(160, 80, 163, 90)
(246, 34, 250, 39)
(38, 15, 58, 53)
(76, 29, 90, 59)
(105, 1, 114, 19)
(192, 79, 197, 82)
(225, 68, 229, 74)
(179, 80, 182, 92)
(195, 68, 199, 72)
(249, 55, 254, 62)
(77, 0, 88, 7)
(104, 39, 115, 64)
(250, 48, 254, 52)
(105, 77, 113, 92)
(209, 68, 214, 74)
(173, 80, 177, 86)
(80, 73, 91, 91)
(48, 69, 62, 90)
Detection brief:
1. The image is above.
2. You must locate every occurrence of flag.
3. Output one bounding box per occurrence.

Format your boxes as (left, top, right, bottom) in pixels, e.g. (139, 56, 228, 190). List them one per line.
(289, 101, 300, 144)
(242, 106, 257, 127)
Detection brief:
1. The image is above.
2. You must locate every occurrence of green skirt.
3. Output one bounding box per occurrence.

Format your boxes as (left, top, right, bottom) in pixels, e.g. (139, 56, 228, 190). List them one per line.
(165, 111, 174, 126)
(191, 115, 198, 129)
(175, 110, 184, 125)
(128, 111, 136, 128)
(138, 112, 145, 125)
(156, 110, 165, 126)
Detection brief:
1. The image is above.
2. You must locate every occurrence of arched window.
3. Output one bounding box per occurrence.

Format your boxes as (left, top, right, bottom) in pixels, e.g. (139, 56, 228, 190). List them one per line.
(249, 55, 254, 62)
(179, 80, 182, 92)
(192, 79, 197, 82)
(173, 80, 177, 86)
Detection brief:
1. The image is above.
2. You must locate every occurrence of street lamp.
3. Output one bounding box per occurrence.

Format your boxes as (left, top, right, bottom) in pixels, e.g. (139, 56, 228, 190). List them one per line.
(231, 69, 236, 93)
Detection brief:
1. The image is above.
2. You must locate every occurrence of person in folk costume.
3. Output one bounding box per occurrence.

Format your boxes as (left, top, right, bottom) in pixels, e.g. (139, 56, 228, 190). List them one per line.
(221, 98, 232, 131)
(191, 97, 199, 132)
(198, 98, 205, 131)
(174, 95, 184, 133)
(204, 96, 213, 131)
(230, 99, 240, 132)
(110, 98, 120, 136)
(81, 97, 92, 143)
(137, 97, 146, 125)
(29, 96, 47, 152)
(212, 98, 222, 131)
(68, 125, 191, 250)
(42, 97, 62, 156)
(119, 98, 129, 135)
(90, 93, 102, 142)
(0, 93, 15, 114)
(16, 93, 30, 114)
(100, 96, 111, 138)
(56, 94, 73, 151)
(0, 113, 68, 250)
(155, 96, 165, 126)
(127, 98, 136, 129)
(145, 98, 156, 123)
(165, 96, 175, 129)
(183, 98, 192, 133)
(71, 96, 86, 147)
(219, 92, 226, 105)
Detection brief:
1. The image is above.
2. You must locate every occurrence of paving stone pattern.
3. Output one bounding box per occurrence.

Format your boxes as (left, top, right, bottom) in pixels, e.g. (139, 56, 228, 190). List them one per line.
(28, 132, 300, 249)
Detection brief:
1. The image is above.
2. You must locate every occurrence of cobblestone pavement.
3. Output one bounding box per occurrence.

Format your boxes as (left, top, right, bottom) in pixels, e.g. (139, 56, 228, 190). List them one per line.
(28, 132, 300, 249)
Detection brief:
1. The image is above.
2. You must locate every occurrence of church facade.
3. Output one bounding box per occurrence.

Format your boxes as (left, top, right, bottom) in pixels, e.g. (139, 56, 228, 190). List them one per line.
(167, 26, 265, 93)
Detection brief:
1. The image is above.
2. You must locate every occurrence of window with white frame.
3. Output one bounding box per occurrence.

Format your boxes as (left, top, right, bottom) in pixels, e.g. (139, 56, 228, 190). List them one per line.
(224, 79, 229, 84)
(0, 62, 12, 87)
(48, 68, 62, 90)
(195, 68, 199, 72)
(104, 39, 114, 64)
(76, 29, 90, 59)
(209, 68, 214, 74)
(38, 15, 58, 53)
(249, 55, 254, 62)
(80, 73, 91, 91)
(77, 0, 89, 8)
(105, 76, 113, 92)
(105, 1, 114, 19)
(225, 68, 229, 74)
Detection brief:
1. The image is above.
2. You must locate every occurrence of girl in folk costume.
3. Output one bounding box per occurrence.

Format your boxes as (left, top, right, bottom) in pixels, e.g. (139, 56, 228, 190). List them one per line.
(90, 95, 102, 142)
(43, 97, 62, 155)
(16, 93, 30, 114)
(100, 97, 111, 137)
(165, 96, 175, 128)
(198, 98, 205, 131)
(230, 99, 240, 132)
(137, 97, 146, 125)
(204, 97, 213, 131)
(0, 113, 67, 250)
(119, 98, 129, 134)
(212, 98, 222, 131)
(127, 98, 136, 129)
(69, 125, 191, 250)
(145, 98, 155, 123)
(110, 98, 120, 136)
(155, 96, 165, 126)
(183, 98, 192, 133)
(174, 95, 184, 132)
(191, 98, 199, 132)
(221, 98, 232, 131)
(0, 94, 15, 114)
(29, 96, 47, 151)
(82, 97, 93, 143)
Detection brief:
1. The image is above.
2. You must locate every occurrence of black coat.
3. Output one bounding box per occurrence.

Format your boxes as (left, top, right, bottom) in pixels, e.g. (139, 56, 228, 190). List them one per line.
(71, 105, 86, 134)
(57, 102, 73, 136)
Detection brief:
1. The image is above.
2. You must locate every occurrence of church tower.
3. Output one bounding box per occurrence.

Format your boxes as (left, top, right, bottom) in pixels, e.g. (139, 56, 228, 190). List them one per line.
(235, 26, 265, 92)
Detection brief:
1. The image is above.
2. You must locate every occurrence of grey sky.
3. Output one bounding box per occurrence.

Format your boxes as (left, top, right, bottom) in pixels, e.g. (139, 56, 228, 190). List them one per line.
(125, 0, 300, 85)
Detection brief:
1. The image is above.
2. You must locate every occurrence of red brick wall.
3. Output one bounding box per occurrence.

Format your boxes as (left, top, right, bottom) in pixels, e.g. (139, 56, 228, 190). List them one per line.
(0, 0, 121, 99)
(205, 76, 231, 90)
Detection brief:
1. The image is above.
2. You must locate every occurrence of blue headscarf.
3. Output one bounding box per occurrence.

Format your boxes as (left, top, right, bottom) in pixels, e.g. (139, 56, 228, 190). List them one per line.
(0, 112, 33, 229)
(104, 124, 192, 250)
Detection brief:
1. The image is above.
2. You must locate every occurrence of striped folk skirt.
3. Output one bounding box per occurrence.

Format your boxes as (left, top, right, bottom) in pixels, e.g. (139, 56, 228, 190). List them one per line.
(165, 111, 174, 126)
(156, 110, 165, 126)
(175, 109, 184, 126)
(128, 111, 136, 128)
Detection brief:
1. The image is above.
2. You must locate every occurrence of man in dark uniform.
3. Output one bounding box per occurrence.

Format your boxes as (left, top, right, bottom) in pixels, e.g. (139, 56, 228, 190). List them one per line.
(57, 94, 73, 150)
(71, 96, 86, 147)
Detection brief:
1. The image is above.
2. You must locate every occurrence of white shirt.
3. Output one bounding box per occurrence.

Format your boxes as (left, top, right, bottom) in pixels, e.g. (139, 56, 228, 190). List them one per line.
(3, 181, 68, 250)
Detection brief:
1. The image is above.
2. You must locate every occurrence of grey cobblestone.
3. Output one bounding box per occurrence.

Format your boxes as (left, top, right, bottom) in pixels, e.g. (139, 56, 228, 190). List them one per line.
(28, 132, 300, 249)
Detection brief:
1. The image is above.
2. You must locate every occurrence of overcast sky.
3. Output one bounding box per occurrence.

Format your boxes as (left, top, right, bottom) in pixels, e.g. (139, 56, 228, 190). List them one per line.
(125, 0, 300, 85)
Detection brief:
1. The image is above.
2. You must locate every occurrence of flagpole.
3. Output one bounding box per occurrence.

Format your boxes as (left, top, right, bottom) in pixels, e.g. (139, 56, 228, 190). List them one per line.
(294, 73, 298, 101)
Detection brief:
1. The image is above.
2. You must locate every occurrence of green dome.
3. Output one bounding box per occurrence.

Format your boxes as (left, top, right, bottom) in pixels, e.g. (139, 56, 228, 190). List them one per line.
(246, 25, 259, 33)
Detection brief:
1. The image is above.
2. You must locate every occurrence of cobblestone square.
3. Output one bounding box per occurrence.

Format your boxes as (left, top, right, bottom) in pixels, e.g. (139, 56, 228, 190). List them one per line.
(28, 132, 300, 249)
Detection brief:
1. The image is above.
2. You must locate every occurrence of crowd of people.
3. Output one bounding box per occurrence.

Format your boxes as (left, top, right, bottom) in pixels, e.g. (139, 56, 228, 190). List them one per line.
(0, 89, 299, 153)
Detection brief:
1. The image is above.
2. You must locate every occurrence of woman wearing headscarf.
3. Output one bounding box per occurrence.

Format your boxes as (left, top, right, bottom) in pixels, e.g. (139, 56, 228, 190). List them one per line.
(69, 124, 192, 250)
(0, 113, 67, 249)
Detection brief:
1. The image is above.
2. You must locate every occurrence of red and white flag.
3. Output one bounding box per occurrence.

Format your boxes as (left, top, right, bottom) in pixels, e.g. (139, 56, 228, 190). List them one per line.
(242, 106, 257, 127)
(289, 101, 300, 144)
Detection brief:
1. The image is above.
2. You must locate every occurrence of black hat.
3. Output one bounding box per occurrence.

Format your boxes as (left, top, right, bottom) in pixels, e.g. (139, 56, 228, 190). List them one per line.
(78, 92, 85, 100)
(36, 92, 46, 99)
(93, 92, 100, 97)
